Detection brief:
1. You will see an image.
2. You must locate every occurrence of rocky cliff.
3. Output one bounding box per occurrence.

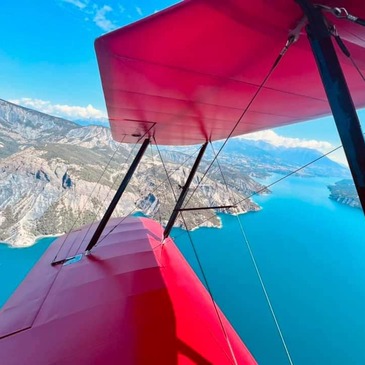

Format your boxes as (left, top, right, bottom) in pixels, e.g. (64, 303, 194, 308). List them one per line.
(0, 100, 264, 246)
(328, 179, 360, 209)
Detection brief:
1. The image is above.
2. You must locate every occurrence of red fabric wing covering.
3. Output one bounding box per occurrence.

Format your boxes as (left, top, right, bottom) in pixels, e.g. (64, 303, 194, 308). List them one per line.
(95, 0, 365, 145)
(0, 217, 256, 364)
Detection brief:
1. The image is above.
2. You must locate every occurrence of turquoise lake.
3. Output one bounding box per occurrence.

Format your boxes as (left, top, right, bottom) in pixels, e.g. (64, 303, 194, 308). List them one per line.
(1, 175, 365, 364)
(0, 236, 57, 308)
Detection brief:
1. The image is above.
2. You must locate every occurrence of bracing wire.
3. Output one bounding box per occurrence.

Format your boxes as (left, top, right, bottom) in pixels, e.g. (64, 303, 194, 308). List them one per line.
(151, 143, 201, 202)
(93, 141, 201, 247)
(79, 143, 138, 232)
(153, 37, 304, 362)
(153, 141, 181, 243)
(197, 19, 365, 227)
(174, 142, 300, 365)
(209, 141, 238, 207)
(169, 143, 346, 359)
(168, 129, 353, 365)
(154, 139, 178, 202)
(151, 143, 239, 360)
(69, 140, 140, 256)
(235, 215, 294, 365)
(329, 24, 365, 82)
(84, 134, 153, 250)
(155, 33, 351, 363)
(152, 141, 238, 362)
(207, 140, 294, 364)
(33, 140, 133, 314)
(179, 212, 238, 365)
(149, 143, 163, 229)
(173, 143, 344, 241)
(184, 36, 295, 209)
(52, 135, 127, 262)
(169, 136, 355, 362)
(349, 56, 365, 81)
(235, 145, 344, 206)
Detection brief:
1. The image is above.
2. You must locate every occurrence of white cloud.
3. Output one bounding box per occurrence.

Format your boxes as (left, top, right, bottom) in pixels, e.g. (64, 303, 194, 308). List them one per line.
(93, 5, 118, 32)
(238, 129, 349, 166)
(240, 129, 333, 152)
(328, 149, 348, 166)
(135, 6, 143, 16)
(61, 0, 88, 9)
(10, 98, 107, 120)
(59, 1, 119, 32)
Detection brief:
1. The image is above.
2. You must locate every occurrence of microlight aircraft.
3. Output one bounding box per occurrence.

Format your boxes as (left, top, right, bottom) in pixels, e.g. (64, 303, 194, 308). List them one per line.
(1, 0, 365, 364)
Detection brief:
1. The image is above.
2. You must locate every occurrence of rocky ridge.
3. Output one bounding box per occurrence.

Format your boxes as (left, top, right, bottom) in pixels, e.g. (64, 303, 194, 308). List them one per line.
(0, 100, 264, 246)
(328, 179, 360, 209)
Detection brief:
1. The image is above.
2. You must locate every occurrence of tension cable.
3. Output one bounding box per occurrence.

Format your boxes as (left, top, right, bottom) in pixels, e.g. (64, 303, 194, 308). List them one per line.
(79, 140, 140, 249)
(172, 140, 344, 244)
(183, 34, 297, 209)
(155, 140, 178, 202)
(235, 216, 294, 365)
(52, 134, 128, 263)
(179, 213, 238, 365)
(149, 143, 163, 230)
(228, 144, 344, 213)
(326, 24, 365, 82)
(317, 4, 365, 27)
(209, 141, 238, 208)
(94, 141, 201, 246)
(315, 4, 365, 80)
(296, 5, 365, 82)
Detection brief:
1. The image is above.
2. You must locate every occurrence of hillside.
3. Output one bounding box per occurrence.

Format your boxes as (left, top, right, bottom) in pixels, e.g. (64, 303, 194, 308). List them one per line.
(0, 100, 263, 246)
(1, 99, 351, 246)
(211, 138, 349, 178)
(328, 179, 360, 209)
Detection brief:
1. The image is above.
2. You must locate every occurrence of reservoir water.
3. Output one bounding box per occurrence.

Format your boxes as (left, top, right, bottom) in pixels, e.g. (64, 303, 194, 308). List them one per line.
(0, 236, 56, 308)
(1, 175, 364, 364)
(171, 175, 365, 365)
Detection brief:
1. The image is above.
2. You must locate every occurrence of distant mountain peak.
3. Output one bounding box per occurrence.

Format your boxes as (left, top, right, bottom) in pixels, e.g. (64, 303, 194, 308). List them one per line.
(73, 117, 109, 127)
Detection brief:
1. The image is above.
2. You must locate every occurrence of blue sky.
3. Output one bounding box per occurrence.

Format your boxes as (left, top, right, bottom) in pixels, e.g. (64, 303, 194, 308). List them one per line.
(0, 0, 178, 111)
(0, 0, 364, 165)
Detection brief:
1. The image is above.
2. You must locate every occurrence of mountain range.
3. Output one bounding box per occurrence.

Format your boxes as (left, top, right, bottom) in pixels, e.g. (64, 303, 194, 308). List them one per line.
(0, 99, 263, 246)
(210, 138, 349, 178)
(328, 179, 360, 208)
(0, 99, 351, 246)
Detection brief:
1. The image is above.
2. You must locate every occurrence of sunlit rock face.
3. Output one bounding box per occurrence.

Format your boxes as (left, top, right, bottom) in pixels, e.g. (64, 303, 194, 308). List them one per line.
(0, 100, 264, 246)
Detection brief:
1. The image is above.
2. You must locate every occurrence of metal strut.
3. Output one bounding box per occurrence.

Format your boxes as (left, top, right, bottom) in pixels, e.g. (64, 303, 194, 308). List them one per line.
(178, 205, 236, 212)
(295, 0, 365, 213)
(163, 142, 208, 239)
(85, 138, 150, 252)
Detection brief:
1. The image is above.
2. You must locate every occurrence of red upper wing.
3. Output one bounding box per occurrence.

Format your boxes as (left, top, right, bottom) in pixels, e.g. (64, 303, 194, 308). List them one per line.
(95, 0, 365, 145)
